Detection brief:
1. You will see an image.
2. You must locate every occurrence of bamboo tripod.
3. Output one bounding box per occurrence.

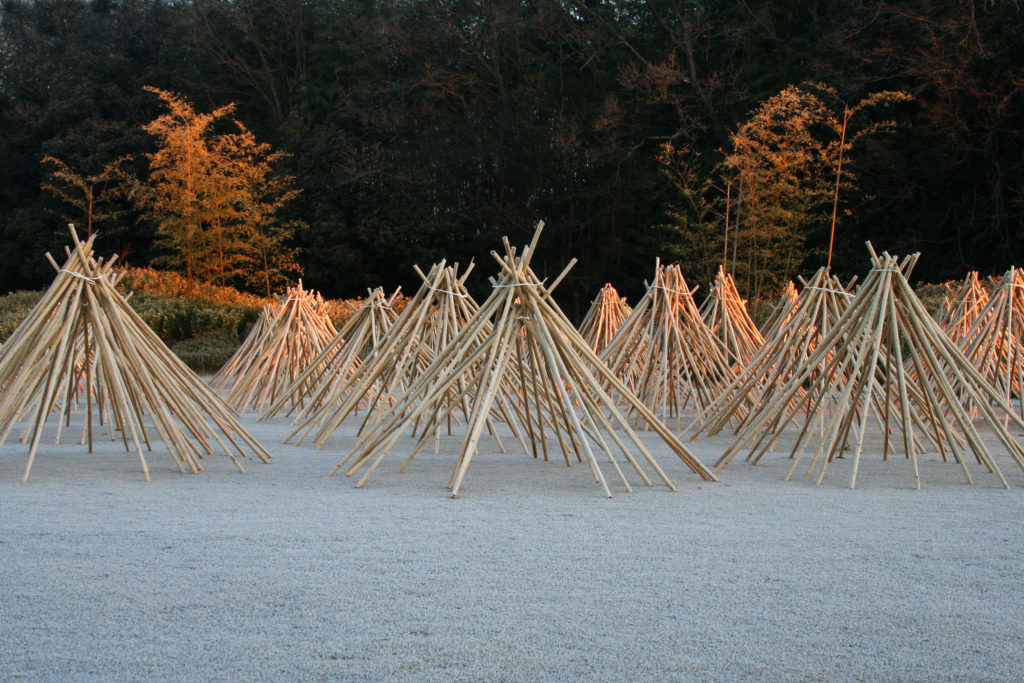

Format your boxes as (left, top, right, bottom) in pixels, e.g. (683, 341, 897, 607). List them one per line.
(578, 283, 632, 356)
(258, 286, 400, 419)
(709, 244, 1024, 489)
(600, 261, 734, 424)
(692, 267, 855, 438)
(331, 222, 717, 497)
(211, 280, 337, 413)
(957, 268, 1024, 419)
(269, 261, 487, 446)
(699, 265, 764, 366)
(0, 226, 272, 482)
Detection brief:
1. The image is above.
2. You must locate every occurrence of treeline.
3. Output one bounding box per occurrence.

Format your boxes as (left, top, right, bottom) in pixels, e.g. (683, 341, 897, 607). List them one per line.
(1, 0, 1022, 317)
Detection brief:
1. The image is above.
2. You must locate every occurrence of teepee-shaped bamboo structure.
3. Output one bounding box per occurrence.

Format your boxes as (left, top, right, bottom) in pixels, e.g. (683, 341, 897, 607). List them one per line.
(267, 260, 481, 439)
(692, 267, 855, 435)
(956, 268, 1024, 417)
(332, 223, 717, 497)
(0, 226, 272, 482)
(600, 261, 734, 423)
(211, 281, 337, 413)
(699, 265, 764, 365)
(711, 245, 1024, 489)
(759, 280, 799, 341)
(256, 286, 400, 417)
(578, 283, 632, 356)
(935, 272, 989, 345)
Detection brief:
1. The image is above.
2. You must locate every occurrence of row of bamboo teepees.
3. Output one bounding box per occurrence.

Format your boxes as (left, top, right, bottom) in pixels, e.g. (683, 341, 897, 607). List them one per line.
(2, 222, 1024, 495)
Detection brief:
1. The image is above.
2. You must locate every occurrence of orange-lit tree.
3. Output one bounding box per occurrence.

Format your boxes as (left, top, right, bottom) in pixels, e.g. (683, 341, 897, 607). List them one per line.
(133, 86, 302, 292)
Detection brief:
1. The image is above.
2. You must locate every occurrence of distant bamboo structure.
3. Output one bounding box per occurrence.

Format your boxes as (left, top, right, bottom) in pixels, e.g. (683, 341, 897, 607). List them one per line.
(260, 286, 400, 419)
(936, 271, 989, 345)
(578, 283, 631, 356)
(759, 280, 799, 341)
(699, 265, 763, 366)
(957, 268, 1024, 418)
(272, 261, 483, 445)
(601, 260, 733, 424)
(692, 267, 854, 436)
(211, 281, 337, 413)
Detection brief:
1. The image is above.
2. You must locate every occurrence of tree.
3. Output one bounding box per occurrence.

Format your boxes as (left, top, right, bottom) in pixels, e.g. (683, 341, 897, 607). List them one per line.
(656, 142, 725, 285)
(133, 86, 303, 292)
(223, 123, 304, 296)
(41, 155, 130, 238)
(720, 82, 908, 301)
(722, 85, 834, 300)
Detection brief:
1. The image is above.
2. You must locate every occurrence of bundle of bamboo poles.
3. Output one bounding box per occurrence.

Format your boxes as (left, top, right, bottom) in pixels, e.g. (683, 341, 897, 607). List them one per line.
(256, 286, 400, 418)
(211, 281, 337, 413)
(0, 226, 272, 482)
(268, 261, 483, 441)
(578, 283, 631, 356)
(691, 267, 855, 436)
(956, 268, 1024, 417)
(709, 244, 1024, 489)
(600, 260, 734, 424)
(935, 272, 988, 345)
(699, 266, 764, 366)
(759, 280, 799, 341)
(331, 222, 717, 497)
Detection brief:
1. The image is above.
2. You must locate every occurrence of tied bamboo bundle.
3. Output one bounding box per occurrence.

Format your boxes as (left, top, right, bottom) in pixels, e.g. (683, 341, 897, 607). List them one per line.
(211, 280, 337, 413)
(956, 268, 1024, 418)
(578, 283, 631, 356)
(331, 222, 716, 497)
(258, 286, 400, 418)
(0, 225, 272, 482)
(699, 265, 764, 366)
(711, 244, 1024, 489)
(600, 260, 733, 424)
(690, 267, 855, 436)
(935, 272, 988, 345)
(268, 261, 485, 443)
(759, 280, 799, 341)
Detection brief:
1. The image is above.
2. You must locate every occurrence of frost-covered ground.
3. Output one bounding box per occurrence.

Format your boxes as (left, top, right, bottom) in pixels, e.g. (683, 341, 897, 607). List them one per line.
(2, 413, 1023, 681)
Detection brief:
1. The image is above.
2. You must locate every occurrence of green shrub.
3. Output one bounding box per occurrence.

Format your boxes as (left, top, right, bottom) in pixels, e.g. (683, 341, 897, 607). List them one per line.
(169, 332, 241, 374)
(127, 294, 260, 342)
(0, 291, 44, 342)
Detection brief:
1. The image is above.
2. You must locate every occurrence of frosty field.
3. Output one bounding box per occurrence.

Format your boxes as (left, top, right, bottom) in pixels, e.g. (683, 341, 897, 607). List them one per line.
(1, 414, 1023, 681)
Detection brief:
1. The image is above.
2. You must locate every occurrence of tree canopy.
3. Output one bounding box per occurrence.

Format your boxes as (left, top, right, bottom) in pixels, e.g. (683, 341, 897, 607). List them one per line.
(1, 0, 1021, 317)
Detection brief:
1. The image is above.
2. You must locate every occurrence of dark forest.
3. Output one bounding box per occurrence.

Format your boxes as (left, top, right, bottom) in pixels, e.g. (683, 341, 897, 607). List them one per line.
(2, 0, 1022, 316)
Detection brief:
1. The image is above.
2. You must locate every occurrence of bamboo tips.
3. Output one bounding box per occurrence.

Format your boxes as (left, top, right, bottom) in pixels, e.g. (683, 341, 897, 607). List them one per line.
(0, 225, 272, 481)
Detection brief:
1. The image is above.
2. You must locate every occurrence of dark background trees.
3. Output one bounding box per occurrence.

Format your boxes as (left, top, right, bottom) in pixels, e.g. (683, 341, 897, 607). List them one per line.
(1, 0, 1021, 318)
